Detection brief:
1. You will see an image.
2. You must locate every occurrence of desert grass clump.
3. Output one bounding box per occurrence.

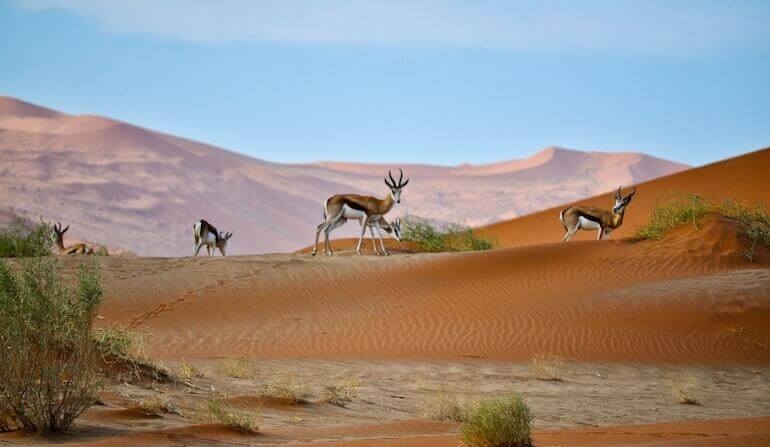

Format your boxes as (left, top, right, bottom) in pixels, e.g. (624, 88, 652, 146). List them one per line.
(461, 392, 533, 447)
(401, 215, 497, 253)
(0, 214, 54, 257)
(528, 354, 564, 382)
(217, 357, 253, 379)
(178, 358, 204, 380)
(138, 394, 179, 416)
(93, 326, 172, 383)
(202, 399, 259, 433)
(672, 375, 701, 406)
(424, 391, 465, 422)
(323, 378, 361, 407)
(0, 257, 102, 433)
(260, 373, 309, 404)
(634, 194, 770, 260)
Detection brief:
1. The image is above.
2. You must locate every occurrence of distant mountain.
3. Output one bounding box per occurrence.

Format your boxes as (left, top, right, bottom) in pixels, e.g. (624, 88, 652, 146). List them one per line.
(0, 95, 688, 255)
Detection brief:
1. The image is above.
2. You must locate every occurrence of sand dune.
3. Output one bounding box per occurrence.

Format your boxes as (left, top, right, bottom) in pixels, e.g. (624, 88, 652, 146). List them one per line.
(0, 95, 686, 255)
(480, 146, 770, 247)
(59, 216, 764, 365)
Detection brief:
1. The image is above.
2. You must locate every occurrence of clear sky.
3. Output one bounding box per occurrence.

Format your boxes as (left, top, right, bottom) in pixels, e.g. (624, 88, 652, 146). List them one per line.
(2, 1, 769, 166)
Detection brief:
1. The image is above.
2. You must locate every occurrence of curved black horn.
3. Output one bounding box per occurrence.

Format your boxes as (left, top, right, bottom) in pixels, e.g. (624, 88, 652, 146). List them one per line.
(389, 170, 397, 186)
(398, 168, 404, 185)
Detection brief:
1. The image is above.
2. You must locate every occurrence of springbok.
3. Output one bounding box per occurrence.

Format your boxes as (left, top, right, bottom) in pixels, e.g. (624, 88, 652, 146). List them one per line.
(312, 169, 409, 256)
(193, 219, 232, 256)
(559, 186, 637, 241)
(53, 222, 92, 255)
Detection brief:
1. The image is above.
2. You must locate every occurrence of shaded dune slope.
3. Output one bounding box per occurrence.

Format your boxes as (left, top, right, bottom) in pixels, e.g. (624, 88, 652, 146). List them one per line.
(84, 217, 770, 364)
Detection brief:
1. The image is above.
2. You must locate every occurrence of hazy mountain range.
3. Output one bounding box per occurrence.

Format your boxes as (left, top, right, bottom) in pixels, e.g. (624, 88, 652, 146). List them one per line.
(0, 96, 688, 255)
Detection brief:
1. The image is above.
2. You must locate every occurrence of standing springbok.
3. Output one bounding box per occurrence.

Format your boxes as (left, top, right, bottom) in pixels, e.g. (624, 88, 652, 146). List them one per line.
(559, 186, 637, 241)
(193, 219, 233, 256)
(312, 169, 409, 256)
(361, 216, 402, 255)
(53, 222, 93, 255)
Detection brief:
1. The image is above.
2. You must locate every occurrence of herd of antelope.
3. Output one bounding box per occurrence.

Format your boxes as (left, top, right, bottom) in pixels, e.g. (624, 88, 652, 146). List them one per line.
(52, 169, 637, 257)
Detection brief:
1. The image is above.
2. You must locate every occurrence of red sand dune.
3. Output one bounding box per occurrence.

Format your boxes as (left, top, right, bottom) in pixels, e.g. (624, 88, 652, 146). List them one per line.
(480, 146, 770, 247)
(82, 215, 769, 365)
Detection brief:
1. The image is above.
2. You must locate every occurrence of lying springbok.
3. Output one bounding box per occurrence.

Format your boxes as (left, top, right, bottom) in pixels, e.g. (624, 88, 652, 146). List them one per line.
(193, 219, 233, 256)
(312, 169, 409, 256)
(559, 186, 637, 241)
(53, 222, 93, 255)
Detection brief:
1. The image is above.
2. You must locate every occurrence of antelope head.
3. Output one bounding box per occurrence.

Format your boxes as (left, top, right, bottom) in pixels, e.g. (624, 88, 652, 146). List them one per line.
(612, 186, 637, 214)
(384, 169, 410, 204)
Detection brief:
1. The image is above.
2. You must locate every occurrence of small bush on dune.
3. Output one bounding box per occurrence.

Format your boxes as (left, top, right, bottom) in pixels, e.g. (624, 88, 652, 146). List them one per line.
(260, 373, 309, 404)
(217, 357, 253, 379)
(323, 378, 361, 407)
(424, 391, 465, 422)
(201, 399, 259, 433)
(0, 214, 54, 258)
(634, 194, 770, 260)
(672, 375, 701, 406)
(178, 358, 204, 380)
(401, 215, 497, 253)
(528, 354, 563, 382)
(461, 392, 533, 447)
(0, 257, 102, 433)
(93, 326, 172, 383)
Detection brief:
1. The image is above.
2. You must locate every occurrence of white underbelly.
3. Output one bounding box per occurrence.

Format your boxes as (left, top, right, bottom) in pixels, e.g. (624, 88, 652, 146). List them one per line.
(205, 232, 217, 245)
(341, 205, 366, 220)
(578, 216, 601, 230)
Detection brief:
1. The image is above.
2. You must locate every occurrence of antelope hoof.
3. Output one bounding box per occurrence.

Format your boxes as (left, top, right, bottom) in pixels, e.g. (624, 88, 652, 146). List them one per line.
(384, 251, 390, 256)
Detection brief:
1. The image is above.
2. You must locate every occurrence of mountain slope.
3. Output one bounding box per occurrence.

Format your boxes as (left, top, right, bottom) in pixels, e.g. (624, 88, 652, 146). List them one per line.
(0, 95, 687, 255)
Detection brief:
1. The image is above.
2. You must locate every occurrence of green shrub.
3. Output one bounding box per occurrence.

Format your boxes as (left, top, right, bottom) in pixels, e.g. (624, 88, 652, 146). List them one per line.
(461, 392, 533, 447)
(633, 194, 770, 261)
(0, 257, 103, 433)
(424, 391, 465, 422)
(401, 216, 497, 253)
(0, 214, 54, 257)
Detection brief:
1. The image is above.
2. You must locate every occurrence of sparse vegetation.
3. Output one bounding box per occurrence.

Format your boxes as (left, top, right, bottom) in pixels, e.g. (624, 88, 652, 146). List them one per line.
(201, 399, 259, 433)
(0, 257, 102, 433)
(260, 373, 309, 404)
(217, 357, 253, 379)
(634, 194, 770, 261)
(94, 246, 110, 256)
(424, 391, 465, 422)
(179, 358, 204, 380)
(673, 375, 701, 405)
(528, 354, 564, 382)
(93, 326, 172, 383)
(323, 378, 361, 407)
(0, 214, 54, 257)
(138, 394, 178, 417)
(461, 392, 533, 447)
(401, 215, 497, 252)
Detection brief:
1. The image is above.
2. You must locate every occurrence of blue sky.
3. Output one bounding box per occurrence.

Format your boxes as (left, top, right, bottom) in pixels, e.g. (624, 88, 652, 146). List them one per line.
(1, 1, 769, 166)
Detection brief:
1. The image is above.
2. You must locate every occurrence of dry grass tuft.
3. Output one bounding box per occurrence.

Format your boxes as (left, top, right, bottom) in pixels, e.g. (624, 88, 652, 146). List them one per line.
(178, 358, 204, 380)
(323, 378, 361, 407)
(528, 354, 563, 382)
(673, 375, 701, 405)
(217, 358, 253, 379)
(260, 373, 309, 404)
(424, 391, 465, 422)
(138, 394, 180, 416)
(93, 327, 173, 383)
(200, 399, 259, 433)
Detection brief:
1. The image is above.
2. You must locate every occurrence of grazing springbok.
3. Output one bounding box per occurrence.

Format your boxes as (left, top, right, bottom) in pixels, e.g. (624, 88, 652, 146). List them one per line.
(559, 186, 637, 241)
(53, 222, 93, 255)
(193, 219, 232, 256)
(363, 216, 402, 255)
(312, 169, 409, 256)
